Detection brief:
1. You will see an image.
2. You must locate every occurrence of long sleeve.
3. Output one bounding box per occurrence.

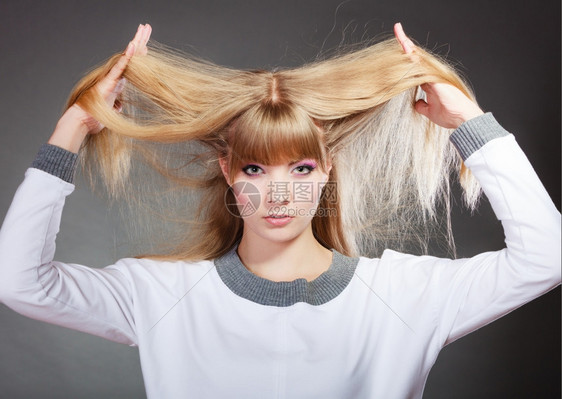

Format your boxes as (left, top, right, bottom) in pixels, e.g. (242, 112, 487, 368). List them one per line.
(0, 150, 137, 345)
(436, 114, 561, 344)
(368, 113, 560, 352)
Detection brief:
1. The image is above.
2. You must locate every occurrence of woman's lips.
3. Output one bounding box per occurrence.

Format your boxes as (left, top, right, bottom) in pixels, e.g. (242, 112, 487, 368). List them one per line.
(264, 215, 293, 226)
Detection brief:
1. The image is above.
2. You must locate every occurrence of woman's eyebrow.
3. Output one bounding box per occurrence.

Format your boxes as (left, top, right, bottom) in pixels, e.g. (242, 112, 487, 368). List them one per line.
(288, 158, 316, 166)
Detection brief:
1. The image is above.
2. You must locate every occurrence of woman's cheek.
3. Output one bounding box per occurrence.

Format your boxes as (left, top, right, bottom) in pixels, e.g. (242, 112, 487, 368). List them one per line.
(228, 180, 263, 218)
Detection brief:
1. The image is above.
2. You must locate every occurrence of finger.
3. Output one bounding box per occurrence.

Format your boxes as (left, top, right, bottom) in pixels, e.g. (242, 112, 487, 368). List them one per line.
(130, 24, 150, 56)
(131, 24, 148, 54)
(131, 24, 144, 47)
(393, 22, 414, 54)
(105, 42, 135, 83)
(137, 24, 152, 55)
(131, 24, 143, 53)
(141, 24, 151, 45)
(414, 99, 429, 116)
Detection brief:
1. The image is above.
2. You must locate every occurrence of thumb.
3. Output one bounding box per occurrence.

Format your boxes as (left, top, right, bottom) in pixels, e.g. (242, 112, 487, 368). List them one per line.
(414, 99, 430, 117)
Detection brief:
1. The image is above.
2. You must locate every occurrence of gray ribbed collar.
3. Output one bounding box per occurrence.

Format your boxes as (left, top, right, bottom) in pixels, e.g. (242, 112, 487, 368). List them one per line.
(214, 247, 359, 307)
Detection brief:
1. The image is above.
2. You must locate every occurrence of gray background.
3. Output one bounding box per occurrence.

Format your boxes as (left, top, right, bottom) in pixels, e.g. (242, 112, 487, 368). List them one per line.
(0, 0, 559, 397)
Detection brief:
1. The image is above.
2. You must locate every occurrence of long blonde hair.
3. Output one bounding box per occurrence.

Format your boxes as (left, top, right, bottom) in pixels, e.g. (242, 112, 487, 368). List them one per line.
(69, 37, 480, 260)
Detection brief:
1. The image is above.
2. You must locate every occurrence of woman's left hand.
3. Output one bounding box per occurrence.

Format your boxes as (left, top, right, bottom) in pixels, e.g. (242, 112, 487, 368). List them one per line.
(393, 23, 484, 129)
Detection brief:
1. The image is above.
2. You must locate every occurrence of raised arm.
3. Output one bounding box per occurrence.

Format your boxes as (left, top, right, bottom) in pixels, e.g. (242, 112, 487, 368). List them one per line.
(390, 23, 561, 343)
(0, 24, 152, 345)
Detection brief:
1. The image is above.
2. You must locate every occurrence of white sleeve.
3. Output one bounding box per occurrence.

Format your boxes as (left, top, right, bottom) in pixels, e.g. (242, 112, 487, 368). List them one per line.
(0, 168, 137, 345)
(436, 116, 561, 345)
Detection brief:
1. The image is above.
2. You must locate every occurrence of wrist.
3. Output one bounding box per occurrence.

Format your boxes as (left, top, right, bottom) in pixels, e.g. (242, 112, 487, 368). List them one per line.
(48, 106, 91, 153)
(458, 106, 484, 127)
(450, 113, 510, 160)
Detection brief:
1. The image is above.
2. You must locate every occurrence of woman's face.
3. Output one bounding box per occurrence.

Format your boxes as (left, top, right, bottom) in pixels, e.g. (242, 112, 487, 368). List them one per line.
(221, 157, 331, 244)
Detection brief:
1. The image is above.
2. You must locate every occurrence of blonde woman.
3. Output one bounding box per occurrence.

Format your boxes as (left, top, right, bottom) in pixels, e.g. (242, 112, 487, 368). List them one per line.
(0, 23, 559, 398)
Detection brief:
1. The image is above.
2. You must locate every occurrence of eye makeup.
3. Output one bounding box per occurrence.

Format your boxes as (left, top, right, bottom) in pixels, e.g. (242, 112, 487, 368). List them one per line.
(292, 160, 317, 175)
(240, 159, 318, 177)
(241, 164, 264, 176)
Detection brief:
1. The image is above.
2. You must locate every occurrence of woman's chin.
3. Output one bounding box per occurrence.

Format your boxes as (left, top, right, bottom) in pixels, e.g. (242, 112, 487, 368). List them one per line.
(241, 218, 311, 245)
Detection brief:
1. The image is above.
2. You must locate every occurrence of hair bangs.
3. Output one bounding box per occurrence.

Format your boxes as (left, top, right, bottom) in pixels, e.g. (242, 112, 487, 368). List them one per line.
(227, 102, 328, 179)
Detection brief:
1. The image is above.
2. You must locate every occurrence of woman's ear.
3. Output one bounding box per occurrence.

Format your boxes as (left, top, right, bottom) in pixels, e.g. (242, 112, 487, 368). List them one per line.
(218, 156, 231, 185)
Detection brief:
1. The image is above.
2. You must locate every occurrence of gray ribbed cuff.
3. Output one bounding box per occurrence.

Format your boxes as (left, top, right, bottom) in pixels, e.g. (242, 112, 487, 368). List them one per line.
(31, 144, 78, 184)
(450, 113, 510, 160)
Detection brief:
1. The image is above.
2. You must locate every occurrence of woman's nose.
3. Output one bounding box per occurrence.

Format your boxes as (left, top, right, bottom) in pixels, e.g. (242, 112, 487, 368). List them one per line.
(266, 180, 291, 204)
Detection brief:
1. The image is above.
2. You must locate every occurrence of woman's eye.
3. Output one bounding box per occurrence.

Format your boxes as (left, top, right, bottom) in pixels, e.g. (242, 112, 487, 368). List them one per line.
(293, 164, 315, 175)
(242, 165, 263, 176)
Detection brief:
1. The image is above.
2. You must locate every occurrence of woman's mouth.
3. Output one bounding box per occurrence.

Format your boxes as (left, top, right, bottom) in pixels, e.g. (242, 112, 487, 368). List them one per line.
(264, 215, 293, 226)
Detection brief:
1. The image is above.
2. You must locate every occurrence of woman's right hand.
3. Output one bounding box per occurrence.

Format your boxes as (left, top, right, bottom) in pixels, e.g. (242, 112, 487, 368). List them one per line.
(394, 23, 483, 129)
(48, 24, 152, 153)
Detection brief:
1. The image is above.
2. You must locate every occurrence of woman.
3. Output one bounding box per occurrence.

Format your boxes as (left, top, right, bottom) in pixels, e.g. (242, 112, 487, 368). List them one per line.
(0, 23, 559, 398)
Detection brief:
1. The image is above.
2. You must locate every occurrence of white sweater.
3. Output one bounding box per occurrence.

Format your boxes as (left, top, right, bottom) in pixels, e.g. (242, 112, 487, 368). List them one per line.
(0, 114, 559, 398)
